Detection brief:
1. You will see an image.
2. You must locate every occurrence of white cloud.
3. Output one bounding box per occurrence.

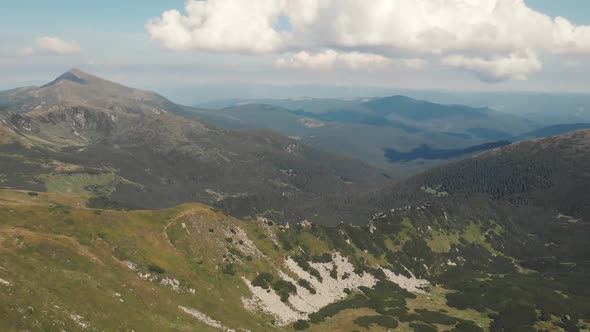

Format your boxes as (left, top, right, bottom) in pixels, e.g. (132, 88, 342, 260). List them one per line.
(145, 0, 286, 54)
(16, 47, 34, 57)
(147, 0, 590, 81)
(276, 50, 391, 71)
(35, 36, 81, 55)
(443, 50, 542, 82)
(399, 58, 429, 70)
(551, 17, 590, 55)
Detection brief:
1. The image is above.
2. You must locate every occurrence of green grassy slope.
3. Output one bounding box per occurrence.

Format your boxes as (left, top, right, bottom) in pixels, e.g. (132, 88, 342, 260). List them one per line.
(1, 190, 588, 331)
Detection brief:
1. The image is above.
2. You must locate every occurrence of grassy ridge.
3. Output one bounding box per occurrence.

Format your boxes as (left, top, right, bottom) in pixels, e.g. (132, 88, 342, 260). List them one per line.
(0, 192, 277, 331)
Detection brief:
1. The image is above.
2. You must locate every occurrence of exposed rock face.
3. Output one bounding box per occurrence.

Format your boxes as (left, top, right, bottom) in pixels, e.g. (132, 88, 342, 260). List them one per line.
(241, 252, 429, 326)
(381, 267, 429, 293)
(282, 253, 376, 313)
(241, 277, 305, 325)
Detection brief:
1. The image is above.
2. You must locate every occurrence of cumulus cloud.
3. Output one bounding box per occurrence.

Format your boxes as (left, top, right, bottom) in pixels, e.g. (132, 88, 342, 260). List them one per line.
(147, 0, 590, 81)
(443, 50, 543, 82)
(145, 0, 286, 54)
(35, 36, 81, 55)
(399, 58, 429, 70)
(551, 17, 590, 55)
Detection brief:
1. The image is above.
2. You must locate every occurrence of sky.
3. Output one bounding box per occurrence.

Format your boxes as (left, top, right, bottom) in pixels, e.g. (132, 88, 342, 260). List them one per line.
(1, 0, 590, 104)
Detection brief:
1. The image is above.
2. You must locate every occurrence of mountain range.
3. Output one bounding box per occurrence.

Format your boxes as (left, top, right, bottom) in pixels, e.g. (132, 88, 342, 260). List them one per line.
(189, 96, 590, 177)
(0, 70, 588, 332)
(0, 69, 389, 224)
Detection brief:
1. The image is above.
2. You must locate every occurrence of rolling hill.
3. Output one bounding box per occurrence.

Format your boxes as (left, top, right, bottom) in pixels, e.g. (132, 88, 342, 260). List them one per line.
(188, 103, 482, 176)
(188, 96, 537, 176)
(199, 96, 535, 136)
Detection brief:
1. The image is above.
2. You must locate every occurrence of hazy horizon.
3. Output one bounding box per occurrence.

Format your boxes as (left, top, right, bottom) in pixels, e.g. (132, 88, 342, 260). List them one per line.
(5, 66, 590, 107)
(3, 1, 590, 104)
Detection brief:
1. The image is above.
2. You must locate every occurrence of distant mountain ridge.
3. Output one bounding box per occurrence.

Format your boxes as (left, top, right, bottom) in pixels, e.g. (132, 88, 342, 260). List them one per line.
(187, 96, 543, 176)
(365, 95, 491, 120)
(384, 140, 512, 162)
(515, 123, 590, 140)
(188, 97, 590, 171)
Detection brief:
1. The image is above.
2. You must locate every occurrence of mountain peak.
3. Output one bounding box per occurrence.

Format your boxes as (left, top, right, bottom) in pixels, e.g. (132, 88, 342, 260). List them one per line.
(15, 68, 180, 115)
(66, 68, 108, 81)
(42, 68, 93, 88)
(42, 68, 120, 89)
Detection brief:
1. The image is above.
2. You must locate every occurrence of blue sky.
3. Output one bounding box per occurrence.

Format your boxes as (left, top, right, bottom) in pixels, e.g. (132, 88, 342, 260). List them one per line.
(1, 1, 183, 32)
(2, 1, 588, 32)
(527, 0, 590, 24)
(2, 1, 590, 103)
